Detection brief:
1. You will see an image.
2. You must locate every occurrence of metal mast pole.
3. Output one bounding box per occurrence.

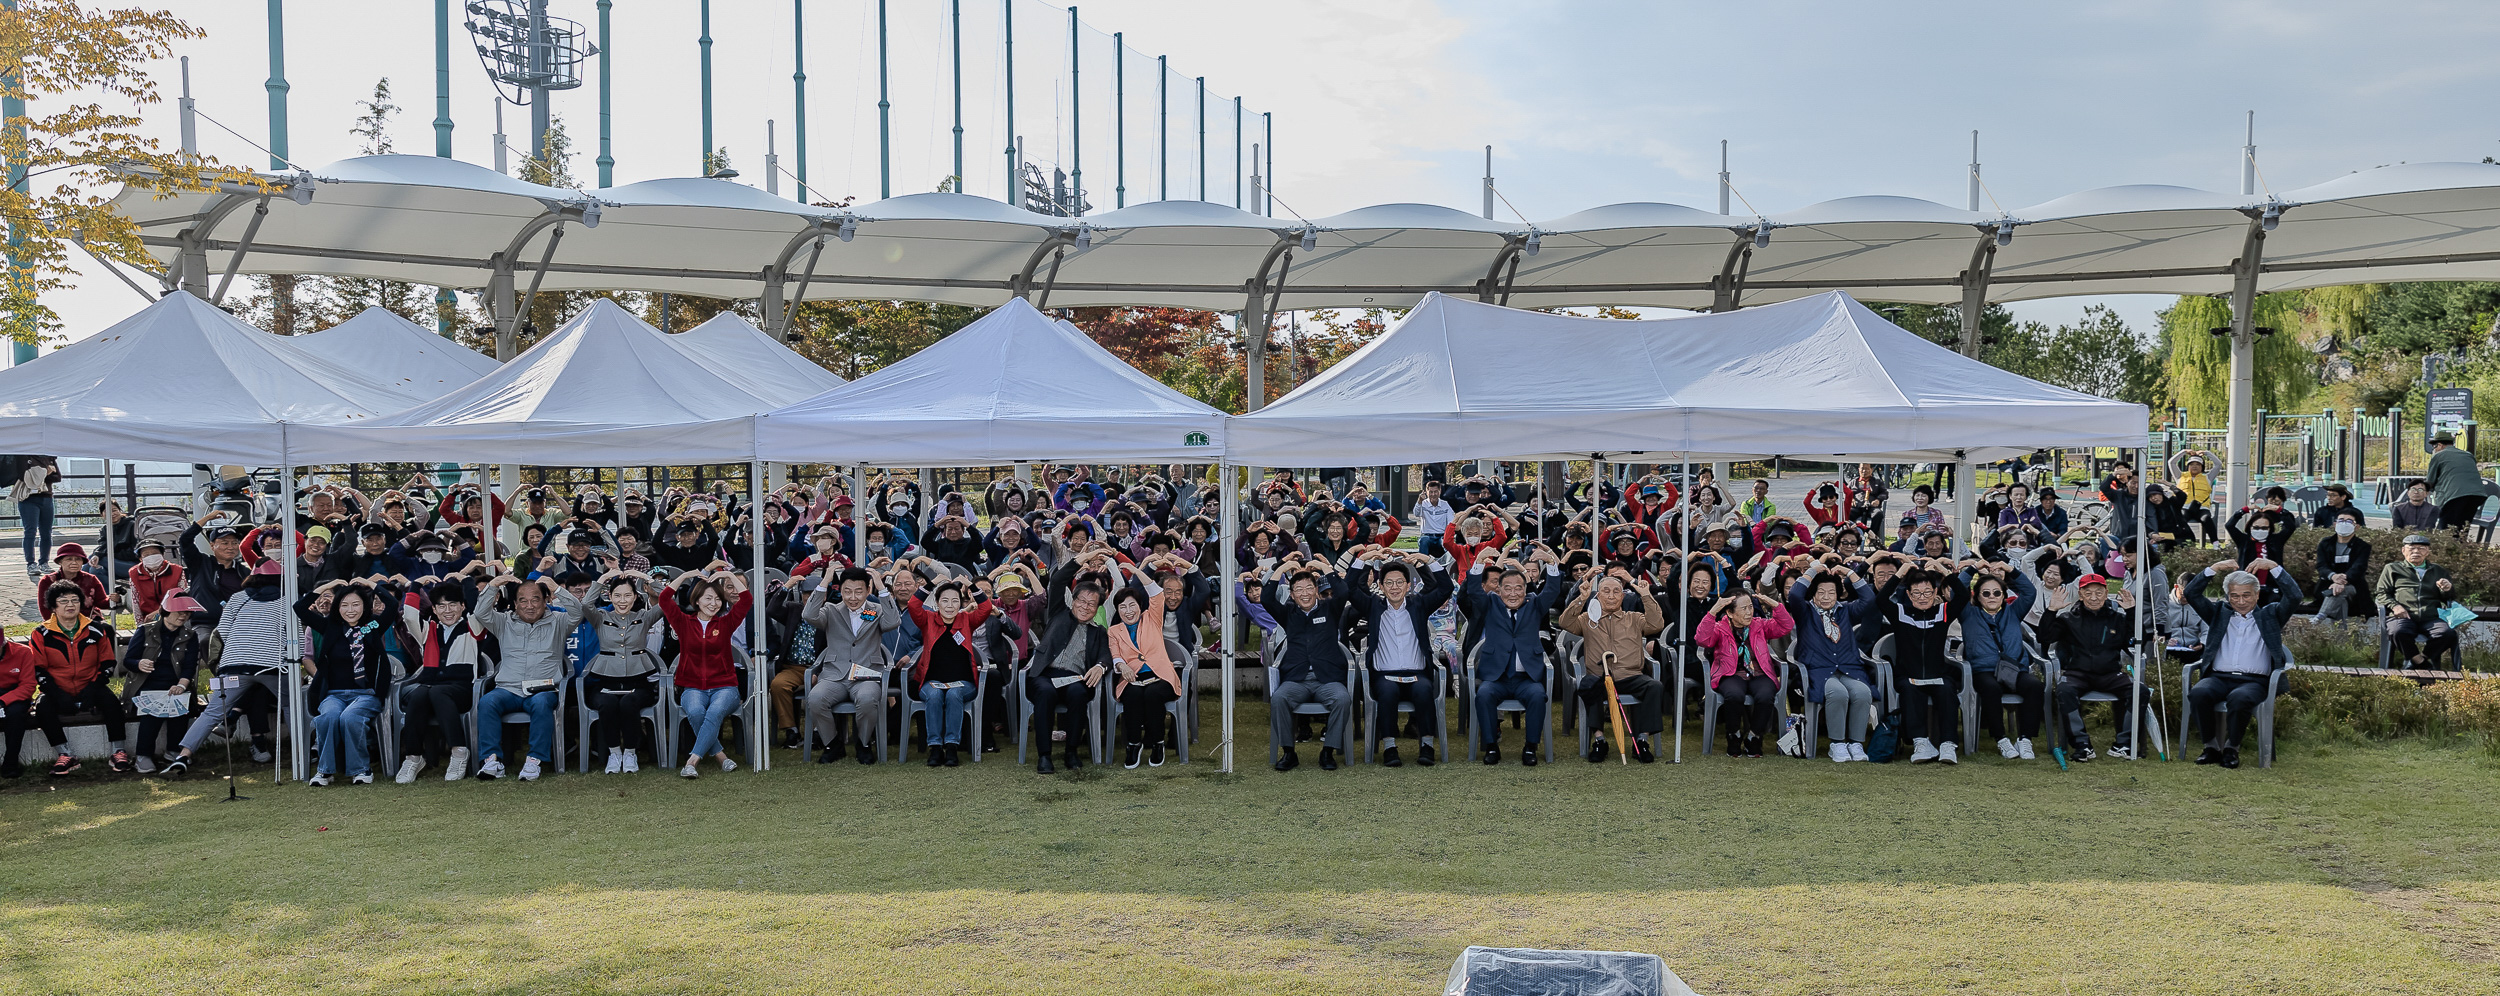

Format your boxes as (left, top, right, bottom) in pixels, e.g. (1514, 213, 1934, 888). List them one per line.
(1067, 6, 1080, 214)
(526, 0, 549, 163)
(1263, 112, 1272, 216)
(265, 0, 289, 170)
(1156, 55, 1166, 201)
(1481, 145, 1492, 219)
(1716, 140, 1729, 215)
(699, 0, 714, 172)
(950, 0, 963, 188)
(434, 0, 454, 157)
(1003, 0, 1016, 205)
(596, 0, 613, 185)
(1232, 95, 1242, 208)
(1195, 76, 1205, 201)
(1112, 31, 1124, 208)
(876, 0, 891, 199)
(793, 0, 809, 196)
(2242, 111, 2257, 197)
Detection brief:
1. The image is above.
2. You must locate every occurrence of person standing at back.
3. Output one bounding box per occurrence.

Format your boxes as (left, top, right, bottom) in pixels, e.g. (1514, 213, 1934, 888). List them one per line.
(2425, 430, 2486, 535)
(12, 456, 59, 577)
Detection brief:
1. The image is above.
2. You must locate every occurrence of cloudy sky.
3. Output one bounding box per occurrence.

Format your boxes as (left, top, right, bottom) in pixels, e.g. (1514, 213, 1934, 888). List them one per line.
(36, 0, 2500, 350)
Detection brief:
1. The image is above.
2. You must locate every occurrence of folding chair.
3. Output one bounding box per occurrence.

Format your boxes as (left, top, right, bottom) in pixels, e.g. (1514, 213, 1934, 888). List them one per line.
(1460, 644, 1553, 762)
(2043, 648, 2169, 760)
(799, 662, 892, 764)
(1266, 655, 1358, 766)
(1569, 648, 1658, 761)
(1016, 664, 1106, 765)
(2475, 483, 2500, 545)
(898, 663, 987, 763)
(1960, 638, 2044, 761)
(1106, 657, 1193, 765)
(573, 671, 672, 771)
(1357, 646, 1450, 766)
(2178, 659, 2285, 769)
(1698, 655, 1788, 757)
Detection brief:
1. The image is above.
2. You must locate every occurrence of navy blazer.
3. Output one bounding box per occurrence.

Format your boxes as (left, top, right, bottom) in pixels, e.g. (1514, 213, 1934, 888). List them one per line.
(1459, 563, 1565, 681)
(1345, 560, 1455, 670)
(2179, 567, 2303, 678)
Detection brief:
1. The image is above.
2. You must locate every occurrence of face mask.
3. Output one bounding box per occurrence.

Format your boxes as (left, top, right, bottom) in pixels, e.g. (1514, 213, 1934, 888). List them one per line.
(2336, 521, 2357, 537)
(2249, 528, 2270, 541)
(141, 553, 164, 570)
(421, 551, 444, 564)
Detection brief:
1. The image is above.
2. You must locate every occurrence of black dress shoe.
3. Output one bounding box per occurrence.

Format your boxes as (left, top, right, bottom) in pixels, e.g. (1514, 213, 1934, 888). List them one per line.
(1037, 754, 1056, 774)
(1065, 746, 1085, 770)
(942, 745, 961, 767)
(1521, 747, 1539, 767)
(1632, 739, 1655, 764)
(1481, 746, 1501, 765)
(2195, 746, 2223, 765)
(2220, 746, 2241, 769)
(1319, 747, 1338, 771)
(1417, 742, 1436, 766)
(0, 758, 22, 779)
(816, 747, 840, 764)
(925, 747, 944, 767)
(1274, 746, 1300, 772)
(1381, 746, 1403, 768)
(1588, 738, 1610, 763)
(858, 742, 877, 764)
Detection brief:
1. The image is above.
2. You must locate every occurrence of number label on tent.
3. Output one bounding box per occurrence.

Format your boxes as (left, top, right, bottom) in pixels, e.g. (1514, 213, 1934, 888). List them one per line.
(1183, 432, 1211, 447)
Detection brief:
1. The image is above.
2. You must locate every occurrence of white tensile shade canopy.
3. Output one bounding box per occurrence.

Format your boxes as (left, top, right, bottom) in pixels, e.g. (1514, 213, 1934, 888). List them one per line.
(1226, 291, 2150, 466)
(670, 312, 847, 406)
(281, 297, 777, 465)
(294, 305, 501, 399)
(0, 291, 431, 464)
(753, 297, 1226, 465)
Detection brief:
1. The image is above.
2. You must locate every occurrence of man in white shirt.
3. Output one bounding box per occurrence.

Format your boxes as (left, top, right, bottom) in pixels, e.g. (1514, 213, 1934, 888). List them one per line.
(1345, 547, 1453, 767)
(1412, 481, 1455, 561)
(2174, 559, 2301, 769)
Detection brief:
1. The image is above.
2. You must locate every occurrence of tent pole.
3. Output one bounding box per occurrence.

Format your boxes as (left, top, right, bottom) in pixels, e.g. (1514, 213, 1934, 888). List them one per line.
(1951, 451, 1972, 558)
(1675, 456, 1689, 764)
(2134, 438, 2149, 760)
(751, 458, 768, 771)
(279, 427, 303, 783)
(1218, 458, 1236, 774)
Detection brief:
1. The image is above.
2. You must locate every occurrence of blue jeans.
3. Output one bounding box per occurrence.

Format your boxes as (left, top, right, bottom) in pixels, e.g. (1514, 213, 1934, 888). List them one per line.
(919, 680, 974, 746)
(1474, 671, 1548, 746)
(1417, 534, 1445, 559)
(17, 494, 52, 565)
(476, 687, 559, 764)
(313, 689, 383, 776)
(679, 685, 742, 758)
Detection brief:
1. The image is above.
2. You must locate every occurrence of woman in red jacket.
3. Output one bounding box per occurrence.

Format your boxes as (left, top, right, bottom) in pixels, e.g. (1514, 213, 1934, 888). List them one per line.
(128, 537, 186, 618)
(658, 564, 752, 778)
(902, 570, 996, 767)
(28, 581, 130, 775)
(0, 636, 39, 778)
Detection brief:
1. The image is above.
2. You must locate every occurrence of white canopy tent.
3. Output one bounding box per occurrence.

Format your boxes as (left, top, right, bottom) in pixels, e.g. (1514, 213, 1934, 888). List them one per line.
(280, 297, 775, 466)
(1225, 291, 2149, 466)
(294, 305, 501, 400)
(670, 312, 847, 406)
(753, 297, 1225, 465)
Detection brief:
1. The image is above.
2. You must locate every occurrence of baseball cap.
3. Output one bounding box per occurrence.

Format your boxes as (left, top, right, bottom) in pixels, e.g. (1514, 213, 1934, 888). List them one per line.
(2076, 573, 2109, 588)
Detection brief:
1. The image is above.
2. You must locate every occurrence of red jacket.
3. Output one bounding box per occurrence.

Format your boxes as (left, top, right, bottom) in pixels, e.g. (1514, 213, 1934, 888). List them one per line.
(0, 639, 37, 705)
(34, 569, 109, 616)
(903, 592, 997, 686)
(657, 589, 752, 691)
(28, 616, 115, 696)
(1442, 516, 1509, 575)
(1695, 602, 1797, 684)
(130, 559, 186, 617)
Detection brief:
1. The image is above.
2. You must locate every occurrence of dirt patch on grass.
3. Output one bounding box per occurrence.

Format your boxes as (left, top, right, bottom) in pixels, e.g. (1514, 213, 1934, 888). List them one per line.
(2366, 887, 2500, 964)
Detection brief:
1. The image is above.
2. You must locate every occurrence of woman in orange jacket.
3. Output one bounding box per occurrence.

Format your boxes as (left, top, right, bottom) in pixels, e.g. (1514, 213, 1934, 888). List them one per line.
(1106, 555, 1188, 767)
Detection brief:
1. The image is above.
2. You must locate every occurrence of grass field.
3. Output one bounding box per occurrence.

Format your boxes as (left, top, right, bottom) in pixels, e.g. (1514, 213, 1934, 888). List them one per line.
(5, 704, 2498, 995)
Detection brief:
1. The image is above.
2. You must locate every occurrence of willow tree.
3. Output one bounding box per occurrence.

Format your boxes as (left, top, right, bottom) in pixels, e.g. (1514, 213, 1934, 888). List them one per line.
(2159, 293, 2316, 425)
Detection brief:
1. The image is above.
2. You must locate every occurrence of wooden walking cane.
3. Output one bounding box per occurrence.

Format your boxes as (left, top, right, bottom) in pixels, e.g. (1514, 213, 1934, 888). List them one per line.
(1600, 652, 1631, 764)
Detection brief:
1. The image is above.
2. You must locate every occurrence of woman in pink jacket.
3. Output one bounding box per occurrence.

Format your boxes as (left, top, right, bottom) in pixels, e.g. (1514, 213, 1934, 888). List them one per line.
(1694, 591, 1794, 757)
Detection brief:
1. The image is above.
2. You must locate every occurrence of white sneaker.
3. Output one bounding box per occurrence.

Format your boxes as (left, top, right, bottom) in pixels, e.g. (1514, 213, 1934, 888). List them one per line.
(395, 756, 424, 784)
(2015, 738, 2036, 760)
(1909, 737, 1938, 763)
(1829, 743, 1849, 763)
(350, 772, 373, 785)
(476, 756, 505, 780)
(679, 761, 700, 779)
(1996, 737, 2018, 759)
(604, 748, 624, 775)
(250, 747, 274, 764)
(518, 757, 542, 781)
(620, 751, 640, 774)
(1937, 741, 1959, 765)
(133, 755, 157, 774)
(306, 772, 332, 786)
(1847, 742, 1868, 762)
(717, 756, 738, 774)
(445, 747, 469, 781)
(2109, 745, 2137, 760)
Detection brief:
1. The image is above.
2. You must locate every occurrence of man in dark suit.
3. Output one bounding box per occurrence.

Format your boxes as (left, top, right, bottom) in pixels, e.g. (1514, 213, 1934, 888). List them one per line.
(1459, 543, 1566, 765)
(2175, 558, 2302, 769)
(1344, 545, 1454, 768)
(1261, 554, 1354, 771)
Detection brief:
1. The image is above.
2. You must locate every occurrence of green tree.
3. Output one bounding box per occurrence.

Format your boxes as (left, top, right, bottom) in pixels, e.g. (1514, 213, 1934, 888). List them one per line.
(2157, 293, 2315, 425)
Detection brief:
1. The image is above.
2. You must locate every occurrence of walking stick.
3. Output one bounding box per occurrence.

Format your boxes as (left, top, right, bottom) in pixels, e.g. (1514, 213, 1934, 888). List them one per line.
(1600, 652, 1631, 764)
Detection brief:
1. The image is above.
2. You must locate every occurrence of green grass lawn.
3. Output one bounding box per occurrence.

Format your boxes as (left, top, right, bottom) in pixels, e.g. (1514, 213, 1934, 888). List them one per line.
(5, 704, 2498, 995)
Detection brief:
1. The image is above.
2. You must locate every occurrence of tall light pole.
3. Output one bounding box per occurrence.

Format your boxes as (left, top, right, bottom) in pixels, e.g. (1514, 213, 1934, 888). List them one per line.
(1066, 6, 1079, 214)
(950, 0, 963, 189)
(434, 0, 454, 157)
(1002, 0, 1016, 205)
(1112, 31, 1124, 208)
(876, 0, 890, 199)
(1195, 76, 1205, 201)
(595, 0, 613, 185)
(699, 0, 714, 172)
(1156, 55, 1166, 202)
(266, 0, 290, 170)
(792, 0, 808, 196)
(525, 0, 550, 162)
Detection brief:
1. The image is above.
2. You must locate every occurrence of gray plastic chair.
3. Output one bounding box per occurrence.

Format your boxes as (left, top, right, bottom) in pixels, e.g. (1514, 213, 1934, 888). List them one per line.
(1462, 645, 1554, 762)
(2043, 648, 2169, 760)
(2178, 658, 2284, 768)
(1016, 664, 1106, 765)
(573, 670, 672, 771)
(1106, 658, 1193, 765)
(1569, 648, 1659, 761)
(798, 662, 892, 764)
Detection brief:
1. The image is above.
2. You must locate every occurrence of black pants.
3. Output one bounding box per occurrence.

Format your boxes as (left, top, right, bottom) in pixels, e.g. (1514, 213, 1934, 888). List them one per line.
(1368, 670, 1439, 743)
(2057, 670, 2137, 749)
(2183, 502, 2217, 544)
(983, 663, 1015, 747)
(36, 684, 126, 751)
(1117, 678, 1177, 745)
(2439, 495, 2482, 532)
(2387, 614, 2460, 667)
(1897, 679, 1962, 745)
(1577, 671, 1664, 737)
(2, 698, 28, 767)
(1026, 671, 1096, 755)
(1971, 669, 2045, 740)
(584, 674, 658, 753)
(397, 681, 472, 761)
(1713, 674, 1776, 738)
(2189, 672, 2270, 748)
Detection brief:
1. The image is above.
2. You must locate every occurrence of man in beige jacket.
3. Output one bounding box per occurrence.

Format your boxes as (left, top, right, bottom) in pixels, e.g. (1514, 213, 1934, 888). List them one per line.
(1560, 568, 1667, 762)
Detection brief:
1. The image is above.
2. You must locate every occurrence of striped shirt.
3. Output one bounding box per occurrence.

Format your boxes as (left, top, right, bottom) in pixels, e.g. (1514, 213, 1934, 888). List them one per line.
(216, 591, 293, 675)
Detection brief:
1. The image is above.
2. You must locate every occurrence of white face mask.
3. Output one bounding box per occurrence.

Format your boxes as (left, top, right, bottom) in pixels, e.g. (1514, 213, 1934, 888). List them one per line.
(141, 553, 164, 570)
(421, 551, 444, 564)
(2335, 521, 2357, 537)
(2249, 528, 2270, 541)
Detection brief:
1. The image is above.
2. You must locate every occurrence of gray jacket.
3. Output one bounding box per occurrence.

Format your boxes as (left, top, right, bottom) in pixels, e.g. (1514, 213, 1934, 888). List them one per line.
(803, 585, 900, 680)
(473, 584, 573, 693)
(552, 584, 663, 677)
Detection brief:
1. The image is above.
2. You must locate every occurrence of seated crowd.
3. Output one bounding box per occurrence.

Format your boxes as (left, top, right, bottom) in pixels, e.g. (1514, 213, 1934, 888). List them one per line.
(0, 453, 2407, 782)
